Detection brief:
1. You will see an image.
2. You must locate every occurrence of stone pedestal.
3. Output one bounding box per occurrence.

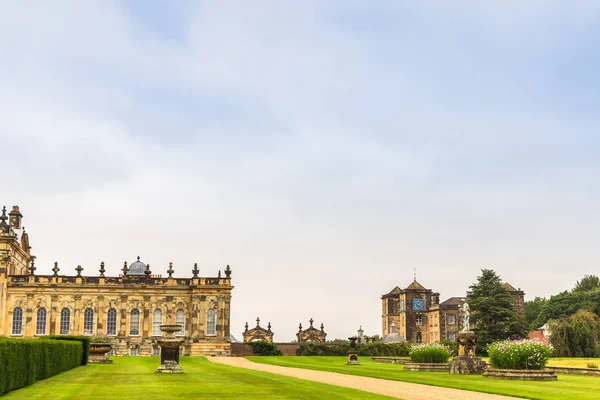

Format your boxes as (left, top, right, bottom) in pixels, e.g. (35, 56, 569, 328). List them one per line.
(449, 331, 486, 374)
(346, 336, 360, 365)
(156, 324, 184, 374)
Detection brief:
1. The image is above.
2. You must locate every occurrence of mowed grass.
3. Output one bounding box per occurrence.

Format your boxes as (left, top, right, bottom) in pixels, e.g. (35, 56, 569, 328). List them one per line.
(3, 357, 395, 400)
(248, 356, 600, 400)
(547, 358, 600, 368)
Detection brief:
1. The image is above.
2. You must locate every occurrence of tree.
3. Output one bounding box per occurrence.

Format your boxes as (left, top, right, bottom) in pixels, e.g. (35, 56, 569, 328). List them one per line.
(573, 275, 600, 293)
(524, 297, 548, 330)
(467, 269, 528, 353)
(550, 310, 600, 357)
(532, 289, 600, 329)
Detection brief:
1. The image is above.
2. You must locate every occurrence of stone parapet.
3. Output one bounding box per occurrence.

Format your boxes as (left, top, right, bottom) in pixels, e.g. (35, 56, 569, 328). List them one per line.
(404, 362, 449, 372)
(483, 368, 557, 381)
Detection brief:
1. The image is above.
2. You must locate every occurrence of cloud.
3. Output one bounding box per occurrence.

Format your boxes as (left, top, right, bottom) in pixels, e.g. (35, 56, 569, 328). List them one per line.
(0, 1, 599, 341)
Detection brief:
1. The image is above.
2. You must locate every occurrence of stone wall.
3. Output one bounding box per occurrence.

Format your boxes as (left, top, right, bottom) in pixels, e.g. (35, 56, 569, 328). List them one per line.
(230, 342, 299, 356)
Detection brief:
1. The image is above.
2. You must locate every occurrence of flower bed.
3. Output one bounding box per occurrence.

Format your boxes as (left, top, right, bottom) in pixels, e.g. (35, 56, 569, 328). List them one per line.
(487, 339, 552, 370)
(409, 343, 451, 363)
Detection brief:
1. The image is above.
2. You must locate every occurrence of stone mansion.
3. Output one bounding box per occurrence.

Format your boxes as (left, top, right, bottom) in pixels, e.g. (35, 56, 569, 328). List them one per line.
(381, 279, 525, 344)
(0, 205, 233, 356)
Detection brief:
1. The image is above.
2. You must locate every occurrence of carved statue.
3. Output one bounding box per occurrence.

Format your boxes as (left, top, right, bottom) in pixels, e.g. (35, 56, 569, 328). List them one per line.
(460, 300, 470, 332)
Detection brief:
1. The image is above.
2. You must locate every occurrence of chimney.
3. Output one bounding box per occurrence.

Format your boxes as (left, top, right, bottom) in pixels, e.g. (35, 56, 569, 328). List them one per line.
(9, 206, 22, 230)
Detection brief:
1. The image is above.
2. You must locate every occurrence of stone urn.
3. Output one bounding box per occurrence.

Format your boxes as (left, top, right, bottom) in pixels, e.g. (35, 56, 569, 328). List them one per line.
(347, 336, 360, 365)
(155, 324, 184, 374)
(89, 342, 114, 364)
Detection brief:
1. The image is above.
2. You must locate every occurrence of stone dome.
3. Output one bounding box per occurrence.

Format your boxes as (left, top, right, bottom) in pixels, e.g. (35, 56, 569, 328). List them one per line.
(128, 256, 147, 275)
(382, 322, 405, 343)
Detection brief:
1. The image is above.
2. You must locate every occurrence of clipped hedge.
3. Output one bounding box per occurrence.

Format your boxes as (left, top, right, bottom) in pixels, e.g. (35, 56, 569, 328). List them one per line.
(296, 342, 411, 357)
(47, 335, 91, 365)
(251, 341, 283, 356)
(409, 343, 451, 363)
(0, 337, 83, 395)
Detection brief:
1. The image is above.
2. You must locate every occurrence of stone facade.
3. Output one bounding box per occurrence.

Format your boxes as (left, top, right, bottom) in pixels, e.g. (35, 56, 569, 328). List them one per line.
(243, 318, 274, 342)
(0, 205, 233, 357)
(382, 279, 525, 344)
(296, 318, 327, 343)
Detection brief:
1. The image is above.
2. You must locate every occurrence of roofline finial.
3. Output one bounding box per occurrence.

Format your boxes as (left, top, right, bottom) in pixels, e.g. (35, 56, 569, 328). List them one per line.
(414, 267, 416, 282)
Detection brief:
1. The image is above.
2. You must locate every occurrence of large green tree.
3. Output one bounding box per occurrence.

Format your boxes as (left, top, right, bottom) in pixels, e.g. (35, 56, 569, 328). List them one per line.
(573, 274, 600, 293)
(467, 269, 528, 353)
(550, 310, 600, 357)
(532, 288, 600, 329)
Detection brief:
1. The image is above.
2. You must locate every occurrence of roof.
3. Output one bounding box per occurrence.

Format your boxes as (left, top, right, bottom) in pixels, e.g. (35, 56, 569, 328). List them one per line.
(406, 280, 426, 290)
(502, 282, 518, 292)
(440, 297, 464, 306)
(128, 256, 147, 275)
(382, 333, 405, 344)
(387, 286, 402, 295)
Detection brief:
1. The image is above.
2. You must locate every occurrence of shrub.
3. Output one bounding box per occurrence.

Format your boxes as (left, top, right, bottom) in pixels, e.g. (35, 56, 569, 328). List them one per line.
(357, 342, 411, 357)
(409, 343, 451, 363)
(438, 339, 458, 357)
(91, 336, 112, 343)
(587, 363, 598, 369)
(47, 335, 91, 365)
(487, 339, 552, 370)
(0, 337, 82, 395)
(296, 342, 349, 356)
(251, 341, 282, 356)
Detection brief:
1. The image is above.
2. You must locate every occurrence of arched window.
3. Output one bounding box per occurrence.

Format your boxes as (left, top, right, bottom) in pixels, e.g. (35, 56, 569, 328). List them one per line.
(106, 308, 117, 336)
(176, 309, 185, 337)
(36, 308, 47, 335)
(130, 309, 140, 336)
(206, 309, 216, 336)
(83, 308, 94, 335)
(152, 309, 162, 336)
(60, 308, 70, 335)
(12, 307, 23, 335)
(416, 331, 423, 344)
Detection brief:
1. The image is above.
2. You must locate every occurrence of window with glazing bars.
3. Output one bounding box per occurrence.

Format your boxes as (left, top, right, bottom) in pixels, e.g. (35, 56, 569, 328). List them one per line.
(176, 309, 185, 337)
(36, 308, 47, 335)
(12, 307, 23, 335)
(60, 308, 70, 335)
(130, 309, 140, 336)
(106, 308, 117, 336)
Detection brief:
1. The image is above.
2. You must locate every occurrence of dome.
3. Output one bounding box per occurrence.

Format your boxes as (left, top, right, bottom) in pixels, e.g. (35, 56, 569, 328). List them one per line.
(128, 256, 147, 275)
(382, 333, 405, 344)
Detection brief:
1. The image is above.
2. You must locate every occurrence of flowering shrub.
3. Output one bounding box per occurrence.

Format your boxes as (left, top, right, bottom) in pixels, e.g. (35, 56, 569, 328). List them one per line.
(409, 343, 451, 363)
(487, 339, 553, 370)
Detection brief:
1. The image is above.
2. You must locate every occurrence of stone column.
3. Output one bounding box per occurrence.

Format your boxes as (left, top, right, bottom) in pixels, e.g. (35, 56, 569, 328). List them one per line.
(97, 295, 105, 335)
(25, 293, 34, 336)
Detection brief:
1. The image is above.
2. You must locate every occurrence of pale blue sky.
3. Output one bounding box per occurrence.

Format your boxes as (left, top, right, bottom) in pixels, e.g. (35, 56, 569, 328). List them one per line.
(1, 1, 599, 340)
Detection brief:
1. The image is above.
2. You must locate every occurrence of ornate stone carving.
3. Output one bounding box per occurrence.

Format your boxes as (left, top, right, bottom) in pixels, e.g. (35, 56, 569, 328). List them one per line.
(296, 318, 327, 343)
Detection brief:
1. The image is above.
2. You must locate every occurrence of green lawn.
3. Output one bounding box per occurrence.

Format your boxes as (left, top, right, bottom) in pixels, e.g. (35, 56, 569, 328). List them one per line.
(547, 358, 600, 368)
(3, 357, 395, 400)
(247, 356, 600, 400)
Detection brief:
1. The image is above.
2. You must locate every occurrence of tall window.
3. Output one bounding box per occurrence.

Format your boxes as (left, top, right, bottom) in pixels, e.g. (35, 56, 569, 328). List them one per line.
(416, 331, 423, 344)
(415, 316, 423, 326)
(448, 332, 456, 341)
(447, 315, 456, 325)
(130, 309, 140, 336)
(400, 300, 405, 311)
(60, 308, 70, 335)
(206, 309, 216, 336)
(36, 308, 47, 335)
(176, 309, 185, 337)
(106, 308, 117, 336)
(12, 307, 23, 335)
(152, 309, 162, 336)
(83, 308, 94, 335)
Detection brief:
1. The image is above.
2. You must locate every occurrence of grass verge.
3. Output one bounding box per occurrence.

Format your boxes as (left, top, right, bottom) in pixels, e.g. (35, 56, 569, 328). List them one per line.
(248, 356, 600, 400)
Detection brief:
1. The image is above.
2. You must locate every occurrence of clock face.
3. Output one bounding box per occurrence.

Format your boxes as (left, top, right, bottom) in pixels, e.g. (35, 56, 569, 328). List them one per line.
(412, 299, 425, 311)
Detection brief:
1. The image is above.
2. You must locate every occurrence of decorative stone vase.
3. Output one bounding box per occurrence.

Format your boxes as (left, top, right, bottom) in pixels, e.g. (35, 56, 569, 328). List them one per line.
(89, 343, 114, 364)
(156, 324, 184, 374)
(347, 336, 360, 365)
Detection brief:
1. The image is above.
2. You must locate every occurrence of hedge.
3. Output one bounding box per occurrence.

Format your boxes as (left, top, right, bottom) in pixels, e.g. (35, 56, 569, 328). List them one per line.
(409, 343, 451, 363)
(0, 337, 83, 395)
(47, 335, 91, 365)
(296, 342, 411, 356)
(251, 341, 283, 356)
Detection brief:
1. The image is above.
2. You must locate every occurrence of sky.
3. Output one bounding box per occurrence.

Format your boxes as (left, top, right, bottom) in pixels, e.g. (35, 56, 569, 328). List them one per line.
(1, 1, 599, 341)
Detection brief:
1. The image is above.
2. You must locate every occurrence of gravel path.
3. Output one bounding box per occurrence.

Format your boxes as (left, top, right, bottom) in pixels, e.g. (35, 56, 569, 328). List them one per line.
(208, 357, 520, 400)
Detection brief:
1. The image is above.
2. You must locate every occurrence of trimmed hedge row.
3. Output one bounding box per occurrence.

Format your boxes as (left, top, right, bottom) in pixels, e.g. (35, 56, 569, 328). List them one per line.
(47, 335, 91, 365)
(296, 342, 412, 356)
(0, 337, 83, 395)
(251, 341, 283, 356)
